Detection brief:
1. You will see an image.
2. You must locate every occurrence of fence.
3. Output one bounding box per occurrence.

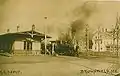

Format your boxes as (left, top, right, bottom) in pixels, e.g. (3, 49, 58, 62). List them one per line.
(13, 50, 41, 56)
(78, 51, 119, 57)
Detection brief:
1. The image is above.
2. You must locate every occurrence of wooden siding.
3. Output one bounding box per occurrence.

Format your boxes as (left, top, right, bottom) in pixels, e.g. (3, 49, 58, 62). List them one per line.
(32, 41, 41, 50)
(13, 41, 24, 50)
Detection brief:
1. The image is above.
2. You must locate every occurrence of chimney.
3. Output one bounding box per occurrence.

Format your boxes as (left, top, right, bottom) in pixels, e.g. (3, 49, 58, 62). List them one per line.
(105, 28, 107, 32)
(17, 25, 20, 32)
(7, 29, 10, 33)
(32, 24, 35, 31)
(102, 28, 104, 32)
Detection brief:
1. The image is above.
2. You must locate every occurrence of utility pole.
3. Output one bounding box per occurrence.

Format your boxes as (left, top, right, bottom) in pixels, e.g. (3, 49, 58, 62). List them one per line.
(112, 25, 115, 52)
(116, 23, 119, 57)
(116, 27, 119, 57)
(115, 13, 120, 57)
(44, 17, 47, 55)
(97, 26, 100, 52)
(85, 24, 89, 52)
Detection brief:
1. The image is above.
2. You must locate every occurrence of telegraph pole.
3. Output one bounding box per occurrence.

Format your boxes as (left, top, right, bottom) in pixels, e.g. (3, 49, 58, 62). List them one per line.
(115, 14, 120, 57)
(98, 26, 100, 52)
(112, 25, 115, 52)
(85, 24, 89, 52)
(116, 24, 119, 57)
(117, 28, 119, 57)
(44, 17, 47, 55)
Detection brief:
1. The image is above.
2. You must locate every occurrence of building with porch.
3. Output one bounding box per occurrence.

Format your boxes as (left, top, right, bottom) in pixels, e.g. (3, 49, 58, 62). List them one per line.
(0, 25, 51, 55)
(92, 27, 120, 52)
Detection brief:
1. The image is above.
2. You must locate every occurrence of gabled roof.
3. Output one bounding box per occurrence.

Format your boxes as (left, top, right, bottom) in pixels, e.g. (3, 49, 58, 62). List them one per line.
(92, 29, 113, 40)
(18, 30, 51, 38)
(100, 31, 112, 39)
(0, 30, 52, 41)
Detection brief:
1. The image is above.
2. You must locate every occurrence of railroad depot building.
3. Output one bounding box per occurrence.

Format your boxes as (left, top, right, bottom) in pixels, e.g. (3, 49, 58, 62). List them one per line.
(0, 25, 51, 55)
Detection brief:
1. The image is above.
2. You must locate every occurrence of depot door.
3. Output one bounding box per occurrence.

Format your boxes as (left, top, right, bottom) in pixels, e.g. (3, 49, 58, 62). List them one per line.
(24, 41, 32, 50)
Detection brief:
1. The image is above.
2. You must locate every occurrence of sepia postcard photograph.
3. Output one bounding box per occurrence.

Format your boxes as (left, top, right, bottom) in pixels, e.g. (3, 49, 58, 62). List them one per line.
(0, 0, 120, 76)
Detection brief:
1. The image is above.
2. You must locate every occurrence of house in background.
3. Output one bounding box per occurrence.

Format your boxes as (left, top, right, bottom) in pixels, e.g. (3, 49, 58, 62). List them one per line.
(0, 25, 51, 55)
(92, 27, 120, 52)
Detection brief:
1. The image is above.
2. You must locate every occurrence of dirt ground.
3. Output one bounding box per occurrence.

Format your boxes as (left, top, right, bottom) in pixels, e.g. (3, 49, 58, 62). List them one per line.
(0, 55, 119, 76)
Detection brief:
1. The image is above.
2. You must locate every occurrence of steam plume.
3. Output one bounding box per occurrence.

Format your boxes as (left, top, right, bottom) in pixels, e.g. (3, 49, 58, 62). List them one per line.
(71, 1, 97, 40)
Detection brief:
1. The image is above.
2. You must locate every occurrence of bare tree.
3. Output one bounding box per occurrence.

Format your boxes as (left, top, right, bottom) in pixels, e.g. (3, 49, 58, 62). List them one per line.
(58, 28, 72, 44)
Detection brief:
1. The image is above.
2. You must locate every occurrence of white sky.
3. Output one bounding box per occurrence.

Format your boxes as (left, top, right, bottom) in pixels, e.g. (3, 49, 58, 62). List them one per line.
(0, 0, 120, 39)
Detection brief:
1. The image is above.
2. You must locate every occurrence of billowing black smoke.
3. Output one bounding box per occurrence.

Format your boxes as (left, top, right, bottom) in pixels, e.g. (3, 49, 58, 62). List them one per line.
(71, 2, 96, 39)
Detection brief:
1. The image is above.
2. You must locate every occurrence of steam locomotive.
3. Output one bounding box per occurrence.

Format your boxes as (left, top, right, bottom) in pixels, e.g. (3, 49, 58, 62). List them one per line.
(41, 40, 77, 56)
